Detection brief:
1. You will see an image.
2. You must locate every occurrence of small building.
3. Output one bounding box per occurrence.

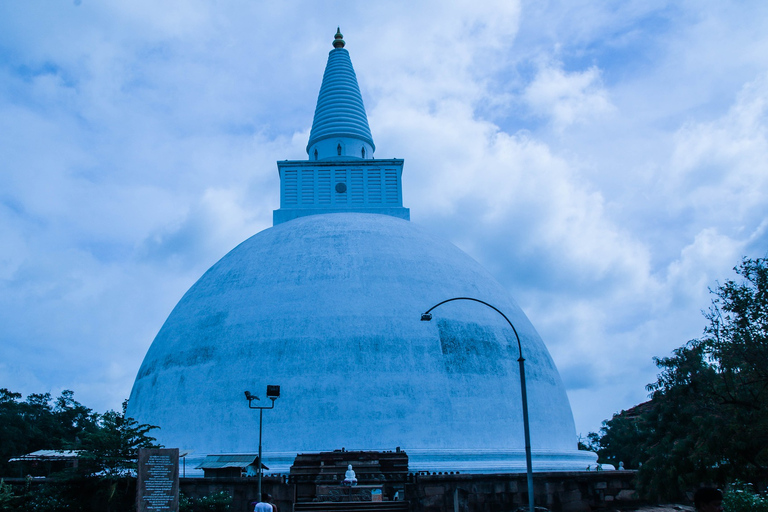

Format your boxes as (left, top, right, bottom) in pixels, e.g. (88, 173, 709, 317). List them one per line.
(196, 454, 267, 478)
(290, 449, 408, 503)
(9, 450, 81, 477)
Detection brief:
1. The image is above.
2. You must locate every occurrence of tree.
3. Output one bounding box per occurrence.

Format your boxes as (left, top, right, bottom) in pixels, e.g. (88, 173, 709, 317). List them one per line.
(0, 390, 158, 480)
(590, 401, 653, 471)
(0, 389, 97, 476)
(0, 392, 160, 512)
(77, 400, 159, 478)
(593, 257, 768, 500)
(53, 390, 100, 447)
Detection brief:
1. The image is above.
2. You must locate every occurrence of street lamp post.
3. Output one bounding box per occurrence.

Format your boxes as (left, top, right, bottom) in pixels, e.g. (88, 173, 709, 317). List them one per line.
(421, 297, 535, 512)
(245, 385, 280, 499)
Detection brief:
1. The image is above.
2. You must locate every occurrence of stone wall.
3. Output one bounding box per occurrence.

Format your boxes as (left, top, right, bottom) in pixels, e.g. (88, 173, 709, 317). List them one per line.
(180, 471, 640, 512)
(405, 471, 640, 512)
(180, 475, 293, 512)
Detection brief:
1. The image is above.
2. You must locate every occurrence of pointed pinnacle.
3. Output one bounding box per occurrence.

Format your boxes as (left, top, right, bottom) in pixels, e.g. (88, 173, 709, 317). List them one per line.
(333, 27, 345, 48)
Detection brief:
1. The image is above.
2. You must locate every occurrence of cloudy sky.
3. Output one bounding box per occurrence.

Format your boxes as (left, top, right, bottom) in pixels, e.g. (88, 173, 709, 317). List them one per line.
(1, 1, 767, 439)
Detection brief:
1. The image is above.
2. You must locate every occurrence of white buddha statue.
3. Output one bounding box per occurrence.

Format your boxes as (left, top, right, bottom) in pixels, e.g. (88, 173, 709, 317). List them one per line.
(343, 464, 357, 486)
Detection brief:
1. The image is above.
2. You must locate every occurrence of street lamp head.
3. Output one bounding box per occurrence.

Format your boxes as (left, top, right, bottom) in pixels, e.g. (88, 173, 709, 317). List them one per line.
(244, 391, 259, 401)
(266, 385, 280, 399)
(420, 313, 432, 321)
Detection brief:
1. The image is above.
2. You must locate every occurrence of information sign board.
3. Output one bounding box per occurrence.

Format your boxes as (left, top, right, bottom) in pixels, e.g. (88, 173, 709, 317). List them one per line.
(137, 448, 179, 512)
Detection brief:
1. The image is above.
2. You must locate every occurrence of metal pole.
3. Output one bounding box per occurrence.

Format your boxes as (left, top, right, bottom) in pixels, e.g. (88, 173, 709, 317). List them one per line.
(246, 389, 278, 503)
(422, 297, 535, 512)
(258, 407, 263, 499)
(519, 357, 535, 512)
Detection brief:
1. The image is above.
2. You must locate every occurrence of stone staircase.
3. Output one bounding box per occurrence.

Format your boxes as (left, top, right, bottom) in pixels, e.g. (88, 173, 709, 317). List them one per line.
(294, 502, 409, 512)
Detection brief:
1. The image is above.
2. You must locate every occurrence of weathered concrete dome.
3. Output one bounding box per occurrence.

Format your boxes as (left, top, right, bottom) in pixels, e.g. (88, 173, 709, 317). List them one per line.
(127, 30, 597, 473)
(127, 212, 595, 472)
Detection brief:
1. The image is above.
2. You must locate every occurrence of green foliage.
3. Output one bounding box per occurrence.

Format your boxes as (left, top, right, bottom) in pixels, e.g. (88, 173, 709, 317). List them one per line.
(0, 390, 159, 480)
(723, 481, 768, 512)
(577, 432, 600, 453)
(0, 477, 138, 512)
(77, 401, 159, 478)
(590, 401, 652, 470)
(0, 480, 77, 512)
(180, 491, 232, 512)
(0, 480, 17, 512)
(197, 491, 232, 511)
(593, 258, 768, 500)
(180, 492, 193, 512)
(23, 484, 78, 512)
(0, 389, 99, 476)
(0, 390, 158, 511)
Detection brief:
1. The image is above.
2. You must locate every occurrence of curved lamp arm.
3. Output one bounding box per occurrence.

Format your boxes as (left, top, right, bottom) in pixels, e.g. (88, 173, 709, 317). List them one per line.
(422, 296, 524, 361)
(421, 297, 535, 512)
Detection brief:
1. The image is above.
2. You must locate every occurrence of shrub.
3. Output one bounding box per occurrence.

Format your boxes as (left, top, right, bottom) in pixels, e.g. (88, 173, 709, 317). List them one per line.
(180, 490, 232, 512)
(724, 481, 768, 512)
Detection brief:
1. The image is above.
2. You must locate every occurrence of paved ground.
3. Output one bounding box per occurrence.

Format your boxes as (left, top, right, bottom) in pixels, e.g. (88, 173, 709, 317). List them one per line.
(521, 505, 695, 512)
(613, 506, 694, 512)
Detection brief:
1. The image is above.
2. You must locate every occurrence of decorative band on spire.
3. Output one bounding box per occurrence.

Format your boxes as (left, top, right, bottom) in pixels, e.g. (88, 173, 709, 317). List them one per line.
(333, 27, 345, 48)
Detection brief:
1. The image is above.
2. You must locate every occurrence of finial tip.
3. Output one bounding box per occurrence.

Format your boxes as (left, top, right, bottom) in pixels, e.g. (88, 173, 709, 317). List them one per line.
(333, 27, 345, 48)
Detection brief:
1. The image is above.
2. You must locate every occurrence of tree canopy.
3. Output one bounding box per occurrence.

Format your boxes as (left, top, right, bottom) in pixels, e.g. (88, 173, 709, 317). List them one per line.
(77, 401, 159, 478)
(0, 389, 158, 478)
(593, 257, 768, 499)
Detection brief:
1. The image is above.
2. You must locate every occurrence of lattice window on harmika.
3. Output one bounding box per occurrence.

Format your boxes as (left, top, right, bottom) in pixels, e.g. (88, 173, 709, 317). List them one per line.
(283, 169, 298, 206)
(301, 169, 315, 204)
(318, 169, 331, 205)
(350, 170, 364, 204)
(367, 169, 382, 204)
(385, 169, 399, 205)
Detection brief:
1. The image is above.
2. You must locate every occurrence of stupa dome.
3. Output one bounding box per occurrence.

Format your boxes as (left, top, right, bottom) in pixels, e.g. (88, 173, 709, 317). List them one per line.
(127, 213, 594, 472)
(126, 30, 597, 473)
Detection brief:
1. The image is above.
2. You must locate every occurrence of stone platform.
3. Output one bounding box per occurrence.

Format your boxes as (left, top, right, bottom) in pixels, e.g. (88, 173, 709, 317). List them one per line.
(179, 470, 644, 512)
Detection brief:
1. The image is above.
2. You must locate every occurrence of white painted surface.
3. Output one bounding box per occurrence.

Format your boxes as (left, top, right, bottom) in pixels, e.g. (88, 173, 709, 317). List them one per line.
(306, 47, 375, 159)
(127, 213, 596, 472)
(274, 159, 408, 225)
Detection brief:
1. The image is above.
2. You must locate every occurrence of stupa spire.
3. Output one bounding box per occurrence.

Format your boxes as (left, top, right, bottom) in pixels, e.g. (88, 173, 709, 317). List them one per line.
(272, 30, 408, 226)
(306, 28, 375, 160)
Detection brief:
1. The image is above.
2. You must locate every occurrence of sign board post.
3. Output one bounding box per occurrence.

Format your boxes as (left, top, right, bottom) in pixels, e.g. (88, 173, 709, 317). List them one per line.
(137, 448, 179, 512)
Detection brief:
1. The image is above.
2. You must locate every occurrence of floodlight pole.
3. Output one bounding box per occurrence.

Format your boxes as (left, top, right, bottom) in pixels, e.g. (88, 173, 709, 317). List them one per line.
(245, 389, 279, 499)
(421, 297, 535, 512)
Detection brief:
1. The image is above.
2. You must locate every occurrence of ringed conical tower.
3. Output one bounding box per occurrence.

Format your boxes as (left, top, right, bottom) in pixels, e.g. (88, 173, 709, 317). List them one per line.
(306, 28, 376, 161)
(126, 30, 596, 474)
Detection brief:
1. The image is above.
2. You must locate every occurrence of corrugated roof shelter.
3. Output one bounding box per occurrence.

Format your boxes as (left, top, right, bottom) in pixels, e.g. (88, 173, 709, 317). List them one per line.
(9, 450, 81, 477)
(9, 449, 81, 462)
(196, 454, 267, 479)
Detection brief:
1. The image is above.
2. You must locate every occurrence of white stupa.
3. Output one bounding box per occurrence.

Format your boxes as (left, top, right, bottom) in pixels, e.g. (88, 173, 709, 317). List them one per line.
(126, 29, 597, 473)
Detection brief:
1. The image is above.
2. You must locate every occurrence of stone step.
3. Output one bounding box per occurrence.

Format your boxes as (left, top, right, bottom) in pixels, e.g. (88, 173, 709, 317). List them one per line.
(294, 502, 409, 512)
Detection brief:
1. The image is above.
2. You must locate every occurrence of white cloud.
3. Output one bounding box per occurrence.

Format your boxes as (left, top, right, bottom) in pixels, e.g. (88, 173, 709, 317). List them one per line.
(524, 64, 614, 130)
(1, 0, 768, 437)
(670, 73, 768, 221)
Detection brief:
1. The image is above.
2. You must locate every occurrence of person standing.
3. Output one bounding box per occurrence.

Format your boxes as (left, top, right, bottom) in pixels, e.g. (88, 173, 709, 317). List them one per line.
(253, 493, 273, 512)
